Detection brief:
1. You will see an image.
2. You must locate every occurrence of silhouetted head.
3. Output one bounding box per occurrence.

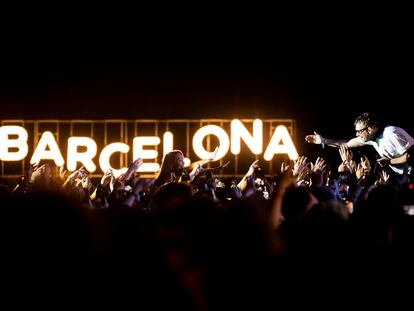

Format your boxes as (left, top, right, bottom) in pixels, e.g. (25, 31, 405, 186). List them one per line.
(282, 186, 318, 222)
(160, 150, 185, 173)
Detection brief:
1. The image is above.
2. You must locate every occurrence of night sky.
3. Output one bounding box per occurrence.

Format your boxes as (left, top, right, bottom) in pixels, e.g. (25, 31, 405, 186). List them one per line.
(1, 22, 413, 159)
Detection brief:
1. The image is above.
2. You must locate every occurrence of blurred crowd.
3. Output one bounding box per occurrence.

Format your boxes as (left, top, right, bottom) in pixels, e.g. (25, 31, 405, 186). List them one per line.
(1, 145, 414, 309)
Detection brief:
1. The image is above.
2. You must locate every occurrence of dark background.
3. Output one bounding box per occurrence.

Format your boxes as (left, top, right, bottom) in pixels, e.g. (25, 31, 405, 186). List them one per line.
(1, 20, 412, 160)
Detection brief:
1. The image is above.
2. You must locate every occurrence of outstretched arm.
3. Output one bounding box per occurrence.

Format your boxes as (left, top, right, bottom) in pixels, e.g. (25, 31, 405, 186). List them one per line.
(377, 152, 410, 166)
(237, 159, 259, 192)
(305, 131, 364, 148)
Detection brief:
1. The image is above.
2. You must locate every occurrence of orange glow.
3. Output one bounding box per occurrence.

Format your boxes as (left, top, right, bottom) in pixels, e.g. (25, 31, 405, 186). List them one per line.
(0, 120, 298, 174)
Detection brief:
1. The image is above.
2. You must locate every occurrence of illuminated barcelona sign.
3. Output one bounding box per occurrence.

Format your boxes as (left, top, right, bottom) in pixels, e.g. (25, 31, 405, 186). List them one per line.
(0, 119, 297, 178)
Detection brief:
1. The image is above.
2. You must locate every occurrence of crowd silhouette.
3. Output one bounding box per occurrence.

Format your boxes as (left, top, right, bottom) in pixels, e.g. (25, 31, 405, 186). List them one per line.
(1, 119, 414, 308)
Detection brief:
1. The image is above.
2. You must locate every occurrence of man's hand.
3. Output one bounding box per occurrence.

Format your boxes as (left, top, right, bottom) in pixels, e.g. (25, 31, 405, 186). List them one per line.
(305, 131, 323, 144)
(377, 157, 391, 167)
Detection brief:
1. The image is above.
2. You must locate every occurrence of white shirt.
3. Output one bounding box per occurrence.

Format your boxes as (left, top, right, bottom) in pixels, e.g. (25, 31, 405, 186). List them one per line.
(362, 126, 414, 174)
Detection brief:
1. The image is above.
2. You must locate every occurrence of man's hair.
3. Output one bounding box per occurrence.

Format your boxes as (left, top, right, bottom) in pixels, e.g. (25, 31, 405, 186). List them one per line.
(354, 112, 382, 129)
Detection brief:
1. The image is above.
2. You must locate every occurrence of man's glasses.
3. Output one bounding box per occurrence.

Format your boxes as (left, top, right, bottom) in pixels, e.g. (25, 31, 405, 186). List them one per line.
(356, 127, 368, 134)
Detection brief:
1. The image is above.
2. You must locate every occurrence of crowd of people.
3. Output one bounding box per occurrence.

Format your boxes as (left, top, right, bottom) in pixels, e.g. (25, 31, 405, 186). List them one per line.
(1, 112, 414, 308)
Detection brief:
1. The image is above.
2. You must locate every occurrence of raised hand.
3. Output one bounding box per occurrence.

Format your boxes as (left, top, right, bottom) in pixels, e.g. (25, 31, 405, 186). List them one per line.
(236, 159, 260, 192)
(355, 163, 366, 181)
(30, 163, 52, 186)
(292, 156, 308, 178)
(122, 157, 144, 181)
(199, 146, 220, 167)
(311, 157, 327, 173)
(209, 146, 219, 161)
(339, 145, 353, 164)
(310, 157, 327, 187)
(81, 176, 92, 190)
(58, 165, 67, 182)
(189, 162, 205, 181)
(246, 159, 260, 176)
(101, 168, 114, 187)
(280, 160, 290, 173)
(379, 170, 390, 184)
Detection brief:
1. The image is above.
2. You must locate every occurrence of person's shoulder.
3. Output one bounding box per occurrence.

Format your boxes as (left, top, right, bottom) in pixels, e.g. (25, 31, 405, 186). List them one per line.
(383, 126, 414, 142)
(383, 126, 401, 135)
(384, 125, 397, 130)
(384, 125, 409, 135)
